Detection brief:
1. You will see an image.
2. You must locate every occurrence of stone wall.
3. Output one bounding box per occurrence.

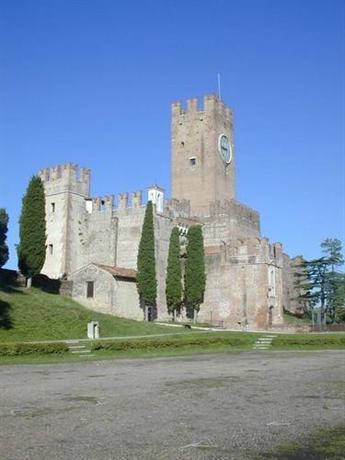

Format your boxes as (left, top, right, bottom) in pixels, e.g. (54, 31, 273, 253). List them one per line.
(39, 163, 91, 278)
(202, 199, 260, 245)
(282, 254, 305, 315)
(114, 206, 146, 270)
(112, 278, 142, 321)
(198, 238, 284, 329)
(69, 264, 141, 320)
(79, 195, 118, 269)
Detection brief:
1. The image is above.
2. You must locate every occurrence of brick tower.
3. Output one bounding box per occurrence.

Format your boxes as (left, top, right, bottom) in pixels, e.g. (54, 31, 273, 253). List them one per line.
(171, 94, 235, 217)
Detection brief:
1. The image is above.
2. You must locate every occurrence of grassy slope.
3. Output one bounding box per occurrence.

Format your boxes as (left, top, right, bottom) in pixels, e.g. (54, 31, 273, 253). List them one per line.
(0, 286, 179, 342)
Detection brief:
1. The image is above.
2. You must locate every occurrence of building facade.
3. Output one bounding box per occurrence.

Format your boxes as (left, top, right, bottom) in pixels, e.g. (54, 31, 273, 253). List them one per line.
(39, 94, 297, 329)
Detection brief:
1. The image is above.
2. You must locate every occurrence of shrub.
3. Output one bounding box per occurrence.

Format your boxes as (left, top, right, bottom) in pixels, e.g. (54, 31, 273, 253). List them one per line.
(272, 334, 345, 348)
(0, 342, 69, 356)
(91, 335, 250, 352)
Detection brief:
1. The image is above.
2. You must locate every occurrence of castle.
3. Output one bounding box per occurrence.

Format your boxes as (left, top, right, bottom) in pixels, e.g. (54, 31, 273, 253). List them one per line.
(39, 94, 299, 329)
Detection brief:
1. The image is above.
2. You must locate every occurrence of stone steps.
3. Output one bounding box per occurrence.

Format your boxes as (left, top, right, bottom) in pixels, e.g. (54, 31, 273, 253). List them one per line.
(67, 341, 93, 357)
(253, 335, 275, 350)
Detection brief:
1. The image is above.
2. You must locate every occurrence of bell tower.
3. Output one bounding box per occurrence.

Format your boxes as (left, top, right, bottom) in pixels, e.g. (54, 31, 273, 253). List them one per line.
(171, 94, 235, 217)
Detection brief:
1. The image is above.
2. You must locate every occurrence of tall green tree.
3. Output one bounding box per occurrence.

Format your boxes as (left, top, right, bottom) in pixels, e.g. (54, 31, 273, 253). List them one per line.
(18, 176, 46, 287)
(0, 209, 9, 268)
(329, 272, 345, 323)
(166, 227, 182, 320)
(184, 225, 206, 323)
(321, 238, 345, 322)
(137, 201, 157, 320)
(321, 238, 344, 270)
(294, 238, 344, 324)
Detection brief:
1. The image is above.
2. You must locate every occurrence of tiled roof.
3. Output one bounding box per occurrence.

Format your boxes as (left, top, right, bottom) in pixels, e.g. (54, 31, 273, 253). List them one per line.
(94, 264, 137, 280)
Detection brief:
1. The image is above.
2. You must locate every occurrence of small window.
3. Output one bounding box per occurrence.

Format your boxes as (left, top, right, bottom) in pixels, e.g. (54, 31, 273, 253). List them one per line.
(87, 281, 94, 298)
(181, 141, 185, 147)
(189, 157, 196, 166)
(51, 202, 55, 213)
(48, 244, 53, 255)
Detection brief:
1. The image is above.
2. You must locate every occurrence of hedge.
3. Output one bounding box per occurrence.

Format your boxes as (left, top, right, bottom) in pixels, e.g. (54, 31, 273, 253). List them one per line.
(0, 342, 69, 356)
(91, 335, 251, 352)
(272, 334, 345, 348)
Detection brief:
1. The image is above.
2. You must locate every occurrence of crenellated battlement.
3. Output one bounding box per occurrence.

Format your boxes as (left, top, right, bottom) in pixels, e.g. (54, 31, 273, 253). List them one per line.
(39, 163, 91, 197)
(131, 191, 143, 208)
(115, 191, 145, 210)
(85, 195, 114, 214)
(206, 237, 284, 267)
(84, 192, 145, 214)
(172, 94, 232, 121)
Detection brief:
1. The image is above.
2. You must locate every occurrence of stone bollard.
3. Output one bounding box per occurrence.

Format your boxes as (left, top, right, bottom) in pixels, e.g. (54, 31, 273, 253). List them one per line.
(87, 321, 100, 339)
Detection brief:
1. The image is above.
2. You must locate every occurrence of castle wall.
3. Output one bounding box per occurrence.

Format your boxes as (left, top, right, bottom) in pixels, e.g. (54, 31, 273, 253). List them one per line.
(281, 254, 305, 315)
(202, 199, 260, 245)
(39, 164, 90, 278)
(78, 196, 118, 269)
(114, 203, 173, 320)
(198, 238, 284, 329)
(114, 205, 146, 270)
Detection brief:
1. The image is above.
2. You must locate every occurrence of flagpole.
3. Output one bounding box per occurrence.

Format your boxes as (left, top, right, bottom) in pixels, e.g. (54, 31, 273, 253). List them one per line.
(217, 73, 221, 100)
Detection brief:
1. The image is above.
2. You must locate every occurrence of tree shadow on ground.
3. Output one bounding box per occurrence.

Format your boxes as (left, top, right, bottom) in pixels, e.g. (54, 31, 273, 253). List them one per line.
(0, 298, 13, 329)
(0, 284, 25, 294)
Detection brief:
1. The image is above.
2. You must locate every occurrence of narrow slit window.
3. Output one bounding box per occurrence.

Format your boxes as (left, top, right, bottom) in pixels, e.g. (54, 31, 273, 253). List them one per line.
(87, 281, 94, 298)
(51, 202, 55, 213)
(48, 244, 53, 255)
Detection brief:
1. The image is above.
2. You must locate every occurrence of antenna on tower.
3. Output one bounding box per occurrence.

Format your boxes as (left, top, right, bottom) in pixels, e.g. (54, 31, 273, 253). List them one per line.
(217, 73, 221, 100)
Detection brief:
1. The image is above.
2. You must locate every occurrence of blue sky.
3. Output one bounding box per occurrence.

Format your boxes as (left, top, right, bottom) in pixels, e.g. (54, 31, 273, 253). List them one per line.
(0, 0, 344, 269)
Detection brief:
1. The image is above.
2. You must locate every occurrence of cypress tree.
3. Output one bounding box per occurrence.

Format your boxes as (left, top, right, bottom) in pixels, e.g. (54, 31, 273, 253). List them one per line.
(0, 208, 9, 268)
(166, 227, 182, 320)
(184, 225, 206, 323)
(18, 176, 46, 286)
(137, 201, 157, 320)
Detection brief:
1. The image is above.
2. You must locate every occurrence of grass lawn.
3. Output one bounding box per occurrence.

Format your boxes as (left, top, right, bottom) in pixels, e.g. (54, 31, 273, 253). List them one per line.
(0, 285, 181, 342)
(1, 284, 344, 365)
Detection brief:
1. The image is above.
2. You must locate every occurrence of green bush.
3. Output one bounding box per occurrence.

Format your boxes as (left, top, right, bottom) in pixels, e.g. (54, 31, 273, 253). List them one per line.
(91, 335, 250, 352)
(0, 342, 69, 356)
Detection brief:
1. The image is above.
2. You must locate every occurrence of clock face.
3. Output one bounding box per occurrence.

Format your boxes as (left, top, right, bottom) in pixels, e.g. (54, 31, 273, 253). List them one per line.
(218, 134, 232, 164)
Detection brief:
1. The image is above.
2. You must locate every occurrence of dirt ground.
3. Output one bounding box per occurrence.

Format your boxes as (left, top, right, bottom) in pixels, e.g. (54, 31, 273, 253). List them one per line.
(0, 350, 344, 459)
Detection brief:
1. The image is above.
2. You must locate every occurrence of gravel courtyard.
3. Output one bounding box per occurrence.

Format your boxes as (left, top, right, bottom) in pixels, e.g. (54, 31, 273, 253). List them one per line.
(0, 350, 344, 459)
